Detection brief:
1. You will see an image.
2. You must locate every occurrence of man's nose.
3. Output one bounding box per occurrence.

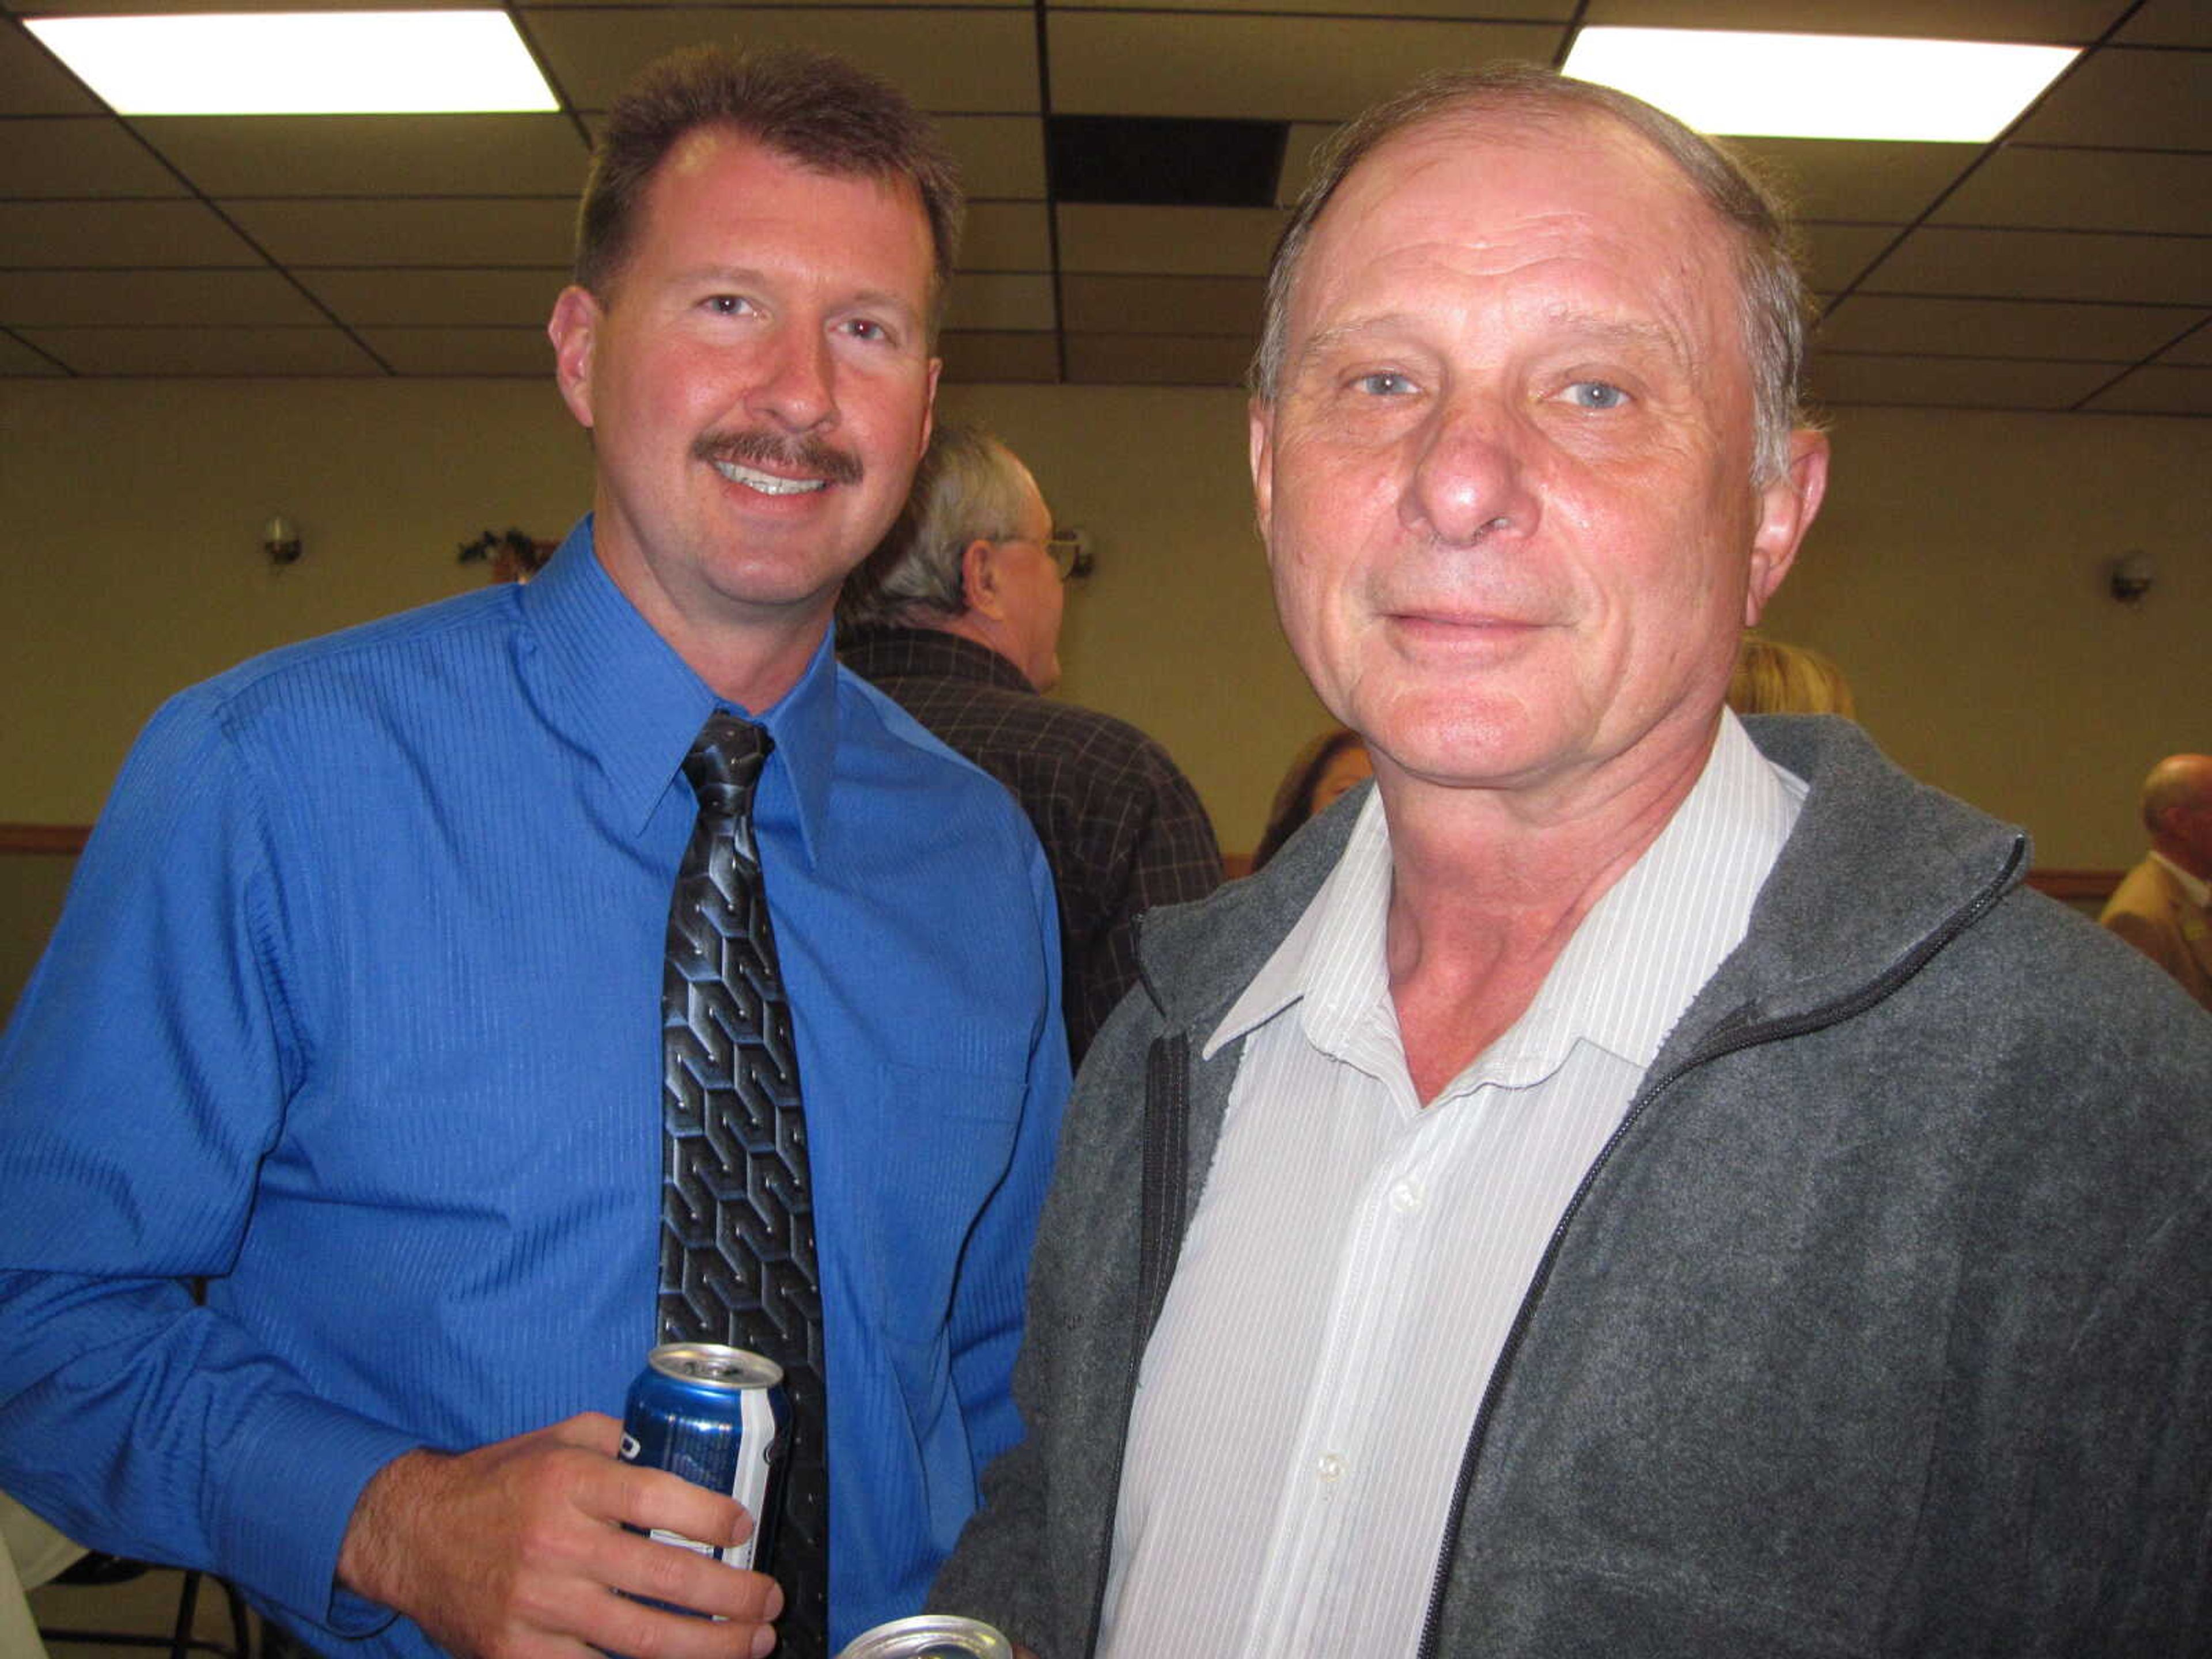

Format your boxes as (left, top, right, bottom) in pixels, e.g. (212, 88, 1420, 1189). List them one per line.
(1400, 395, 1537, 547)
(747, 325, 837, 432)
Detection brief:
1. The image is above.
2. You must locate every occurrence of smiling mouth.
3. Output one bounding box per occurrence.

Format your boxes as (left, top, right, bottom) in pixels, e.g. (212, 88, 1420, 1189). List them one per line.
(711, 460, 827, 497)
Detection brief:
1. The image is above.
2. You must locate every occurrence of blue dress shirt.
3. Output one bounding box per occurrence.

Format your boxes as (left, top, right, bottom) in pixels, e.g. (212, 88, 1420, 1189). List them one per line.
(0, 519, 1070, 1654)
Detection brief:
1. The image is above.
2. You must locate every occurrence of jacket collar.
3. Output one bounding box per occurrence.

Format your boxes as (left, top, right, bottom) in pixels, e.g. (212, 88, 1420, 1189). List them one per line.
(519, 516, 836, 864)
(1141, 716, 2029, 1041)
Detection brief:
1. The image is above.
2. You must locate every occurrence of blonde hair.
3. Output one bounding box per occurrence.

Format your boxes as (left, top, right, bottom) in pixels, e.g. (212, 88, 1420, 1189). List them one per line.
(1728, 635, 1855, 718)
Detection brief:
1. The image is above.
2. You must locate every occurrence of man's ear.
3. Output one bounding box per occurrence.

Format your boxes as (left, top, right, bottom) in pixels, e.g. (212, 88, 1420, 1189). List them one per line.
(548, 285, 602, 430)
(1745, 426, 1830, 626)
(1249, 395, 1277, 546)
(960, 538, 1004, 619)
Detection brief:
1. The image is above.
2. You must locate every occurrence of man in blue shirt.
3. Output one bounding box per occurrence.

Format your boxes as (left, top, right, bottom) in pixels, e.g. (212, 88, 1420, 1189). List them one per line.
(0, 44, 1069, 1659)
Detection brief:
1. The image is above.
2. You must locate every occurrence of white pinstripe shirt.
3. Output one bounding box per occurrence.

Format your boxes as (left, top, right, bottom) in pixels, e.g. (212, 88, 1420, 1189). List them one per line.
(1098, 713, 1806, 1658)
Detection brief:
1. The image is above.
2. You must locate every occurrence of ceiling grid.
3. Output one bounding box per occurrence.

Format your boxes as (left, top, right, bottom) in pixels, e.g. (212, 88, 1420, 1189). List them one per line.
(0, 0, 2203, 414)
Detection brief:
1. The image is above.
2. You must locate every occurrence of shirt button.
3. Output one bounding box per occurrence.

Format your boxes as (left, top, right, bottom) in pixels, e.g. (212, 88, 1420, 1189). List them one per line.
(1316, 1453, 1344, 1482)
(1388, 1180, 1425, 1214)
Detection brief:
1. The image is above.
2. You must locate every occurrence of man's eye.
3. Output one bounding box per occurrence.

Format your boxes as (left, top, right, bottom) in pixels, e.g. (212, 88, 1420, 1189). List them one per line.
(703, 294, 753, 316)
(1352, 371, 1415, 396)
(841, 318, 889, 343)
(1565, 380, 1628, 410)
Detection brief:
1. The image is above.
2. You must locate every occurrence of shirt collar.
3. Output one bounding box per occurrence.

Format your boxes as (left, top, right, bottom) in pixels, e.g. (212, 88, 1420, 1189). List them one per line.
(838, 625, 1037, 695)
(1204, 712, 1804, 1088)
(2152, 851, 2211, 908)
(520, 516, 837, 865)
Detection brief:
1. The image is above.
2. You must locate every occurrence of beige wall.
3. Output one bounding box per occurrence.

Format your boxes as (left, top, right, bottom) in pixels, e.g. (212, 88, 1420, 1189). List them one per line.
(1, 376, 2200, 866)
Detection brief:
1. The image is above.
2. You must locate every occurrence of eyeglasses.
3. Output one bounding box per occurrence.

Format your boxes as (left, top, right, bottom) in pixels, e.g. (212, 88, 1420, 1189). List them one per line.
(1044, 529, 1088, 582)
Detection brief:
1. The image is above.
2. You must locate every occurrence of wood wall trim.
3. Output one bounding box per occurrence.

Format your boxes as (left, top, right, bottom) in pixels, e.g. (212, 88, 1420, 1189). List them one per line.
(2020, 867, 2123, 904)
(0, 824, 90, 855)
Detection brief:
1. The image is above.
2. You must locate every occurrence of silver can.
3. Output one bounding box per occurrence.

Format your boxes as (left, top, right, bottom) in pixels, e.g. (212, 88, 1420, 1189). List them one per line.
(834, 1613, 1014, 1659)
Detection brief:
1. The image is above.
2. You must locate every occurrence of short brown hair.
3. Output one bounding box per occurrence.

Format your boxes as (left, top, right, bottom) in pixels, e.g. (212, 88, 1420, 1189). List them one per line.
(573, 43, 964, 331)
(1251, 65, 1812, 483)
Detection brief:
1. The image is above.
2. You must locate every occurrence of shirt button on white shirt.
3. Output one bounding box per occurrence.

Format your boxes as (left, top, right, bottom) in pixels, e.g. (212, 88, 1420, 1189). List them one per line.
(1388, 1179, 1425, 1214)
(1316, 1452, 1345, 1482)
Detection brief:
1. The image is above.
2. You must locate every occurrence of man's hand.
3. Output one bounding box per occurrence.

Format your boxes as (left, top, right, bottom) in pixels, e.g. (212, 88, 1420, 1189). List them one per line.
(337, 1412, 783, 1659)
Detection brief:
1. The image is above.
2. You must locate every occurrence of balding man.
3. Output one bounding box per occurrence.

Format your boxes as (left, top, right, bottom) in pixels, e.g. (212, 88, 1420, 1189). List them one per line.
(839, 424, 1221, 1063)
(2101, 753, 2212, 1011)
(931, 67, 2212, 1658)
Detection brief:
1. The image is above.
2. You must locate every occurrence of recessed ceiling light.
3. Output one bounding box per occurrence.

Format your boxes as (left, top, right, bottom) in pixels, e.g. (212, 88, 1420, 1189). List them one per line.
(24, 10, 559, 115)
(1562, 26, 2079, 142)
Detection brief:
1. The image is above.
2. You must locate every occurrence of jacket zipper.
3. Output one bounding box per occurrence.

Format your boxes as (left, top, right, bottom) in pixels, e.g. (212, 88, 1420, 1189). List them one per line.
(1410, 839, 2024, 1657)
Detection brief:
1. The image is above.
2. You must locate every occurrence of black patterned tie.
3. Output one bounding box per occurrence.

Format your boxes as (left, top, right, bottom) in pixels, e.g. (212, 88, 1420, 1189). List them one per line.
(660, 711, 828, 1657)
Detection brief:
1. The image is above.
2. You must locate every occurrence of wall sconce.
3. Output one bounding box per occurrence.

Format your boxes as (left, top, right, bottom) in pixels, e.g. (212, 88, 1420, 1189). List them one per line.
(2109, 550, 2154, 603)
(263, 514, 303, 565)
(1049, 526, 1095, 581)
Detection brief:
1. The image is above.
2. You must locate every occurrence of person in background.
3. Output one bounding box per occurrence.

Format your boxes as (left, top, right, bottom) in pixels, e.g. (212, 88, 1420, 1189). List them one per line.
(0, 44, 1069, 1659)
(1249, 725, 1372, 872)
(1725, 632, 1855, 717)
(930, 63, 2212, 1658)
(2100, 752, 2212, 1012)
(839, 423, 1221, 1063)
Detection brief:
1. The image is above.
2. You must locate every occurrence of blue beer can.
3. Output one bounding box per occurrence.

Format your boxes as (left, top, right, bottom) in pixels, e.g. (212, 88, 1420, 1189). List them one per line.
(619, 1342, 789, 1573)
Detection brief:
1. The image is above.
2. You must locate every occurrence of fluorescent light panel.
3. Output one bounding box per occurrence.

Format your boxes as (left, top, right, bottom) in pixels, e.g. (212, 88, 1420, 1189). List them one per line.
(1563, 27, 2079, 142)
(24, 10, 558, 115)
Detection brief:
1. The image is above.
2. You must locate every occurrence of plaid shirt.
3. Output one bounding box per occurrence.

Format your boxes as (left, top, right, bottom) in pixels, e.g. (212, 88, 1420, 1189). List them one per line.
(840, 627, 1223, 1064)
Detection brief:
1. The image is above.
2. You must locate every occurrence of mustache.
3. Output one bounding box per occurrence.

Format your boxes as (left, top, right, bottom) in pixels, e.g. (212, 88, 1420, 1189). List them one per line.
(692, 429, 863, 486)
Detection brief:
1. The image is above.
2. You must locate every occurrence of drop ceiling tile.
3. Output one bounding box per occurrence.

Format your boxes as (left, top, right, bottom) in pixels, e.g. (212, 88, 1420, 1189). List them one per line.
(0, 118, 186, 199)
(959, 203, 1051, 272)
(1816, 294, 2199, 361)
(1060, 274, 1264, 338)
(1057, 204, 1286, 278)
(1858, 226, 2211, 306)
(1049, 13, 1563, 123)
(2157, 320, 2212, 364)
(2009, 46, 2211, 149)
(2082, 363, 2212, 413)
(943, 116, 1047, 201)
(1799, 223, 1906, 293)
(358, 327, 554, 376)
(0, 24, 103, 113)
(298, 268, 567, 328)
(1809, 352, 2117, 410)
(133, 115, 588, 198)
(2118, 0, 2212, 47)
(1729, 138, 1976, 226)
(224, 198, 578, 268)
(0, 268, 325, 326)
(1581, 0, 2115, 41)
(944, 272, 1055, 332)
(16, 325, 382, 376)
(1278, 123, 1338, 207)
(0, 200, 263, 267)
(939, 330, 1058, 383)
(1934, 147, 2212, 236)
(1064, 332, 1251, 385)
(528, 9, 1036, 115)
(0, 332, 69, 375)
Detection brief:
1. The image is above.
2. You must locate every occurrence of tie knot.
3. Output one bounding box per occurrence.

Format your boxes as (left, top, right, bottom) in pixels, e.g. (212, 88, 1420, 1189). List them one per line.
(682, 711, 772, 820)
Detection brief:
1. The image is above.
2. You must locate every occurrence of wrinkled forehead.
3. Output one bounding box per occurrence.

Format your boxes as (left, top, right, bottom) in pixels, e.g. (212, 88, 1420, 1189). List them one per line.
(1291, 109, 1748, 355)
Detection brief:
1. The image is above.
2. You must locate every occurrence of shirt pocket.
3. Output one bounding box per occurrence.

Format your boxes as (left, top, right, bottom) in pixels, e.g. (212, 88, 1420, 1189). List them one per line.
(856, 1058, 1027, 1344)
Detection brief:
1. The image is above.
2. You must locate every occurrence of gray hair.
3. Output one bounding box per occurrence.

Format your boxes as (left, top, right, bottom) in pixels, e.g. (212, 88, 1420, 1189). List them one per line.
(1249, 65, 1812, 483)
(838, 423, 1035, 628)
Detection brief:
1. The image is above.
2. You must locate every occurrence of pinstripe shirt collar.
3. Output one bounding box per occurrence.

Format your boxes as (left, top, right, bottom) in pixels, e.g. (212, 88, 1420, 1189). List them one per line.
(1208, 712, 1806, 1085)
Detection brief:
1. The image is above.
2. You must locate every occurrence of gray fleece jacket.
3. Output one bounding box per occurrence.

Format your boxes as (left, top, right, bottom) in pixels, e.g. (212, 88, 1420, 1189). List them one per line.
(933, 716, 2212, 1658)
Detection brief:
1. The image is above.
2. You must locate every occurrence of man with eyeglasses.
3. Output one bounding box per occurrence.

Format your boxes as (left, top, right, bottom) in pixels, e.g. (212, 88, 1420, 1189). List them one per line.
(840, 423, 1222, 1064)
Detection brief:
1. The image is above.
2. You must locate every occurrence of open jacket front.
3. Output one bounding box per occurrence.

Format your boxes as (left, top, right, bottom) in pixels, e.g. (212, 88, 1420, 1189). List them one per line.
(933, 715, 2212, 1659)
